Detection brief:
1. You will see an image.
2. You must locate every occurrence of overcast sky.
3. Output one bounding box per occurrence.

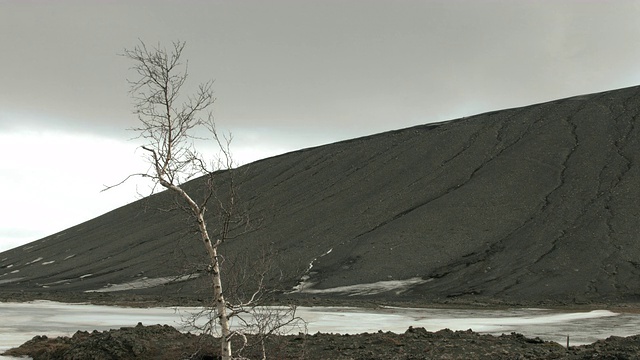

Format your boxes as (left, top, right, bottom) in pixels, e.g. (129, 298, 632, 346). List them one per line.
(1, 0, 640, 252)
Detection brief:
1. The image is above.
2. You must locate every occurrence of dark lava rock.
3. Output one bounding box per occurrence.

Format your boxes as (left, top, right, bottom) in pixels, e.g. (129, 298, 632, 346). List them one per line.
(3, 323, 217, 360)
(5, 324, 640, 360)
(566, 334, 640, 360)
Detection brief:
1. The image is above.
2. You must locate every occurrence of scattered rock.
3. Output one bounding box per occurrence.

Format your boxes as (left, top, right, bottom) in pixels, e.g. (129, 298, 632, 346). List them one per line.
(3, 323, 217, 360)
(5, 325, 640, 360)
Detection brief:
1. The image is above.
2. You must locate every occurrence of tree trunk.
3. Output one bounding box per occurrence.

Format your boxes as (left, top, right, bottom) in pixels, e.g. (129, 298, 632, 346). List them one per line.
(198, 212, 232, 360)
(164, 181, 232, 359)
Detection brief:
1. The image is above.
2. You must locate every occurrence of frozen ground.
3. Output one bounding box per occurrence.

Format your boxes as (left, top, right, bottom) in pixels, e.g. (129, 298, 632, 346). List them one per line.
(1, 301, 639, 359)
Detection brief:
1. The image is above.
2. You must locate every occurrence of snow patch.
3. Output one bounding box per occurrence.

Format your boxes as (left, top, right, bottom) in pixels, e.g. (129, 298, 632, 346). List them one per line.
(85, 274, 199, 293)
(0, 277, 23, 285)
(293, 247, 336, 292)
(79, 274, 93, 279)
(292, 277, 432, 296)
(26, 257, 43, 264)
(6, 264, 13, 268)
(10, 270, 19, 274)
(42, 261, 55, 265)
(43, 279, 73, 286)
(63, 254, 76, 260)
(307, 248, 333, 272)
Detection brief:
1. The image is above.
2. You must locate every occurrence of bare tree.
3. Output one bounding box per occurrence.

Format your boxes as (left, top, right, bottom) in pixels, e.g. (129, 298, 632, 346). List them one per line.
(181, 245, 306, 359)
(114, 40, 236, 360)
(110, 40, 304, 360)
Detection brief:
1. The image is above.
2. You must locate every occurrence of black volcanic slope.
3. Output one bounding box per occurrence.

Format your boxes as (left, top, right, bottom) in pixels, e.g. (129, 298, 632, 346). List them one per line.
(2, 85, 640, 306)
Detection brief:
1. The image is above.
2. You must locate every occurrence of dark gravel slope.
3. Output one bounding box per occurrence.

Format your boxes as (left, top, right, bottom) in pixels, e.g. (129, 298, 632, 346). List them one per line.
(2, 85, 640, 307)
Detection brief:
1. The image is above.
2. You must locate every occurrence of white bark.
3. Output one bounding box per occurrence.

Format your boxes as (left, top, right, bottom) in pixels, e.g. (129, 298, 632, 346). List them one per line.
(201, 215, 232, 360)
(160, 179, 232, 359)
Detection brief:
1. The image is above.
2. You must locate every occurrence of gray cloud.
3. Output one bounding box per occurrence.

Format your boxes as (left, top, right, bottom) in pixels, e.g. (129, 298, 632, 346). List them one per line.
(1, 0, 639, 144)
(2, 0, 640, 251)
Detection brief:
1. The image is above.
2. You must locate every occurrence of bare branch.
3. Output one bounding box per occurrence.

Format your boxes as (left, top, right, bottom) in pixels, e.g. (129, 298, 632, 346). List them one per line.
(112, 40, 301, 360)
(101, 173, 153, 192)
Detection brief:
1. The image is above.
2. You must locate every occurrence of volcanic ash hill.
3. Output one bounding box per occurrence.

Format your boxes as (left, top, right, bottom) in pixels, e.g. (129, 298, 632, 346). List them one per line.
(2, 85, 640, 306)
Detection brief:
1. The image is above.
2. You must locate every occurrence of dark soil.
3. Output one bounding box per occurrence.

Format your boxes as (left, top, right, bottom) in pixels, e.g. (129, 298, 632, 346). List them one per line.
(5, 323, 640, 360)
(4, 85, 640, 308)
(4, 289, 640, 313)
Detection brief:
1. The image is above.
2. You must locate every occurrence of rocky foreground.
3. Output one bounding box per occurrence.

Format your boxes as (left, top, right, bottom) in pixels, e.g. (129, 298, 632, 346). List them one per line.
(5, 323, 640, 360)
